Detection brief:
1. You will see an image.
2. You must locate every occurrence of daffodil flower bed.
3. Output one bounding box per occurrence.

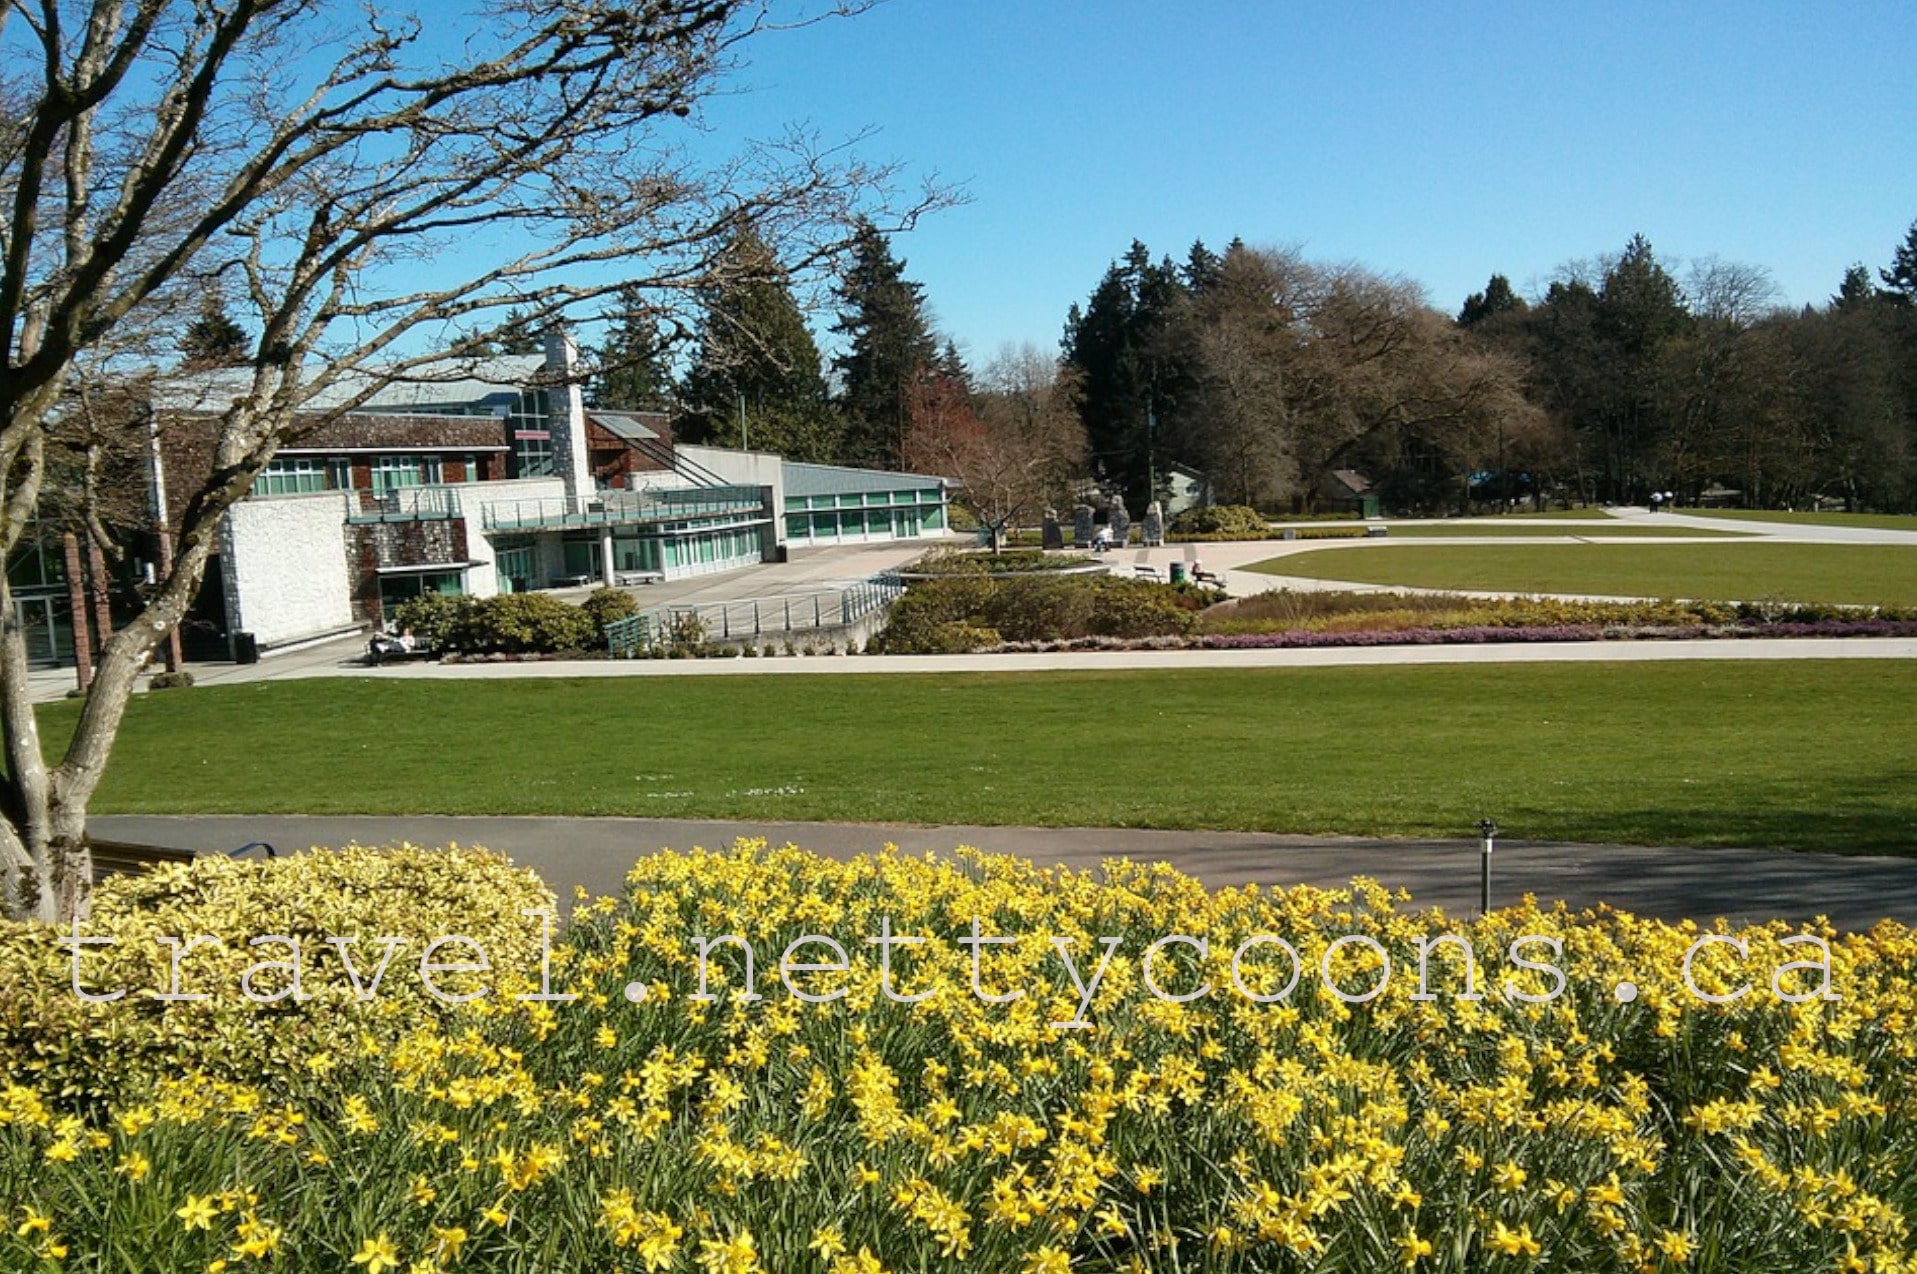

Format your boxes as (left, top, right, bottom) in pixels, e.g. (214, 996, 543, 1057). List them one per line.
(3, 841, 1915, 1272)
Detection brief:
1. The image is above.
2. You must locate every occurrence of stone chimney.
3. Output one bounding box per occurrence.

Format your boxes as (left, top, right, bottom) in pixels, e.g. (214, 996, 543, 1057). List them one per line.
(543, 326, 592, 507)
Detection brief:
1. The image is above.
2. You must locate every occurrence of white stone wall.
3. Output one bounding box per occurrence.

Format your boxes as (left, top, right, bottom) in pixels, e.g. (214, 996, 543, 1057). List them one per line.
(456, 477, 568, 596)
(225, 493, 356, 647)
(676, 444, 785, 545)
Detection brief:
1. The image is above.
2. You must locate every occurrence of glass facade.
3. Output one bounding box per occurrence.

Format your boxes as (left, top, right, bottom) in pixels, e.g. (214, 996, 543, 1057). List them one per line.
(785, 486, 944, 541)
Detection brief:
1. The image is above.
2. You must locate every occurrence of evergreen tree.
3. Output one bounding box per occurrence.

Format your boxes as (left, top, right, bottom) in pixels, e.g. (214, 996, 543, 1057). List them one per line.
(1458, 274, 1526, 327)
(832, 222, 937, 469)
(1591, 235, 1688, 501)
(1061, 240, 1192, 509)
(593, 286, 674, 411)
(178, 293, 250, 368)
(489, 306, 545, 355)
(1878, 219, 1917, 305)
(679, 228, 839, 461)
(1182, 239, 1223, 293)
(1833, 264, 1878, 312)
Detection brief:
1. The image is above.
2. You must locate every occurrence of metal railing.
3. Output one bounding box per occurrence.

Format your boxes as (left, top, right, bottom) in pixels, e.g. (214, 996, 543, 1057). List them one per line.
(480, 485, 765, 531)
(347, 486, 464, 522)
(605, 571, 904, 655)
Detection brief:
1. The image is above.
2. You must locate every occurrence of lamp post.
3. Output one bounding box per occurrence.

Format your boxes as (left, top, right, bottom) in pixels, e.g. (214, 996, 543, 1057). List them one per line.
(1478, 819, 1499, 917)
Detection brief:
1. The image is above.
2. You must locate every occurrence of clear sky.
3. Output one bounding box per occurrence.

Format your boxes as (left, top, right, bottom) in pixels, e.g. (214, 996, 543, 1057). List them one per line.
(705, 0, 1916, 366)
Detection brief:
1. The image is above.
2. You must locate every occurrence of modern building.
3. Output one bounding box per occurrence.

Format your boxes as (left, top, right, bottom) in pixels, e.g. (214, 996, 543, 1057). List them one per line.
(131, 335, 951, 661)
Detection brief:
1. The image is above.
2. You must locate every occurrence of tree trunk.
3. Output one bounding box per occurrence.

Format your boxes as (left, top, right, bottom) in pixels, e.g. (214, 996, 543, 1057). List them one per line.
(63, 532, 94, 693)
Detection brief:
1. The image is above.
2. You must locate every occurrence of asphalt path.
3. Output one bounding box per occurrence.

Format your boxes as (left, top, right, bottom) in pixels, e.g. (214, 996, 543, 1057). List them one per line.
(94, 814, 1917, 934)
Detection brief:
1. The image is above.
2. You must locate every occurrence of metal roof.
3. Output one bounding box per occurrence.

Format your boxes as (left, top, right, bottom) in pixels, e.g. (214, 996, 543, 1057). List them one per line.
(153, 355, 552, 413)
(782, 460, 948, 499)
(589, 411, 667, 444)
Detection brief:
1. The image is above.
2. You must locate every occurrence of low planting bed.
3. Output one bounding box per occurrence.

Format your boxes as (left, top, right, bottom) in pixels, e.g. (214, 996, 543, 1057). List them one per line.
(5, 843, 1916, 1272)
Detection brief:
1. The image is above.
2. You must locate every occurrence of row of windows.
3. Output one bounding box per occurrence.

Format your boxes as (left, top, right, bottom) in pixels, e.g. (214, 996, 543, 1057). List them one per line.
(787, 489, 942, 511)
(787, 506, 944, 539)
(391, 392, 554, 480)
(253, 454, 491, 497)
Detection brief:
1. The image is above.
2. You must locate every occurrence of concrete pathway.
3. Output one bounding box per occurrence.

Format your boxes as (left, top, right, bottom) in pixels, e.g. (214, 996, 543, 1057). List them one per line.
(94, 814, 1917, 933)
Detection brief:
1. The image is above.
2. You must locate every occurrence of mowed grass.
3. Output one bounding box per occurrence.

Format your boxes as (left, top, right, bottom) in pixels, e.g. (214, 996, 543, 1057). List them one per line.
(45, 662, 1917, 854)
(1683, 508, 1917, 532)
(1384, 523, 1748, 538)
(1254, 542, 1917, 605)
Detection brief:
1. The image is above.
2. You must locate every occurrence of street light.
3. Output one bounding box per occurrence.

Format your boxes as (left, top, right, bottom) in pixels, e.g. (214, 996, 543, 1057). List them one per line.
(1478, 819, 1499, 917)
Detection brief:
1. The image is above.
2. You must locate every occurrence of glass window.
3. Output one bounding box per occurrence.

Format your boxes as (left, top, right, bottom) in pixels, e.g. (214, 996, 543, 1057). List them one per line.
(507, 388, 555, 477)
(370, 454, 441, 494)
(379, 570, 464, 622)
(255, 456, 334, 496)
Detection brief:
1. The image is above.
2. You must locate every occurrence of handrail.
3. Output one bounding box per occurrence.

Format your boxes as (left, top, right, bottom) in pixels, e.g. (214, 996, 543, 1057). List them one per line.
(605, 571, 906, 655)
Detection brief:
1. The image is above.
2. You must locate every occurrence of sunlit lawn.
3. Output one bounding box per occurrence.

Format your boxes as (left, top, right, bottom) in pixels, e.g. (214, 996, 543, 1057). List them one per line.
(44, 661, 1917, 854)
(1253, 542, 1917, 605)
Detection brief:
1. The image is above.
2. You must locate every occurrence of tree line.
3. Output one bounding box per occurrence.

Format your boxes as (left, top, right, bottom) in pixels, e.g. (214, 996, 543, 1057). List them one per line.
(1060, 225, 1917, 514)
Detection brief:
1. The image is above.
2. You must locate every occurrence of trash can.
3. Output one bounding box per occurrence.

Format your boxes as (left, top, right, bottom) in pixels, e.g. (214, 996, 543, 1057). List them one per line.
(233, 632, 260, 664)
(1169, 562, 1187, 584)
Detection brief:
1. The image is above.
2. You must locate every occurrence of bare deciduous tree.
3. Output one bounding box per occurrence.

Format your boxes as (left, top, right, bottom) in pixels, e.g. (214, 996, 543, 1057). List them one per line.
(909, 344, 1083, 551)
(0, 0, 946, 920)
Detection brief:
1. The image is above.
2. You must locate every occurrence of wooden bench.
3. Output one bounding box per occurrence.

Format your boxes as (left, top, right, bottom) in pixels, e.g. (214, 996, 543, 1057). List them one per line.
(87, 838, 276, 882)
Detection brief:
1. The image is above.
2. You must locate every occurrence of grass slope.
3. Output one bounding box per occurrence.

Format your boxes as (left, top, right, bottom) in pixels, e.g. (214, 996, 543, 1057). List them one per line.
(1254, 542, 1917, 605)
(50, 662, 1917, 854)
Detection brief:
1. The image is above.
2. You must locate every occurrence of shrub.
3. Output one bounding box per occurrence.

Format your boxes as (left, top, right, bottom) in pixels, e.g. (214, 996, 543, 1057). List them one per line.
(1169, 503, 1269, 537)
(147, 670, 195, 690)
(580, 586, 640, 633)
(0, 846, 553, 1107)
(391, 591, 475, 647)
(446, 592, 599, 654)
(874, 574, 1201, 651)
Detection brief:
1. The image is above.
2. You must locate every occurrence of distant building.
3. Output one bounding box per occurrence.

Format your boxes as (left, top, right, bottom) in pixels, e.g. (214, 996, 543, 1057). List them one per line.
(122, 334, 951, 663)
(1316, 468, 1381, 518)
(1162, 462, 1211, 519)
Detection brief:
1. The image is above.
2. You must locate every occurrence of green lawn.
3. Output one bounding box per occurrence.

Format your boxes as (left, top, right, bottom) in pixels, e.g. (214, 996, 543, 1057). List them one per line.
(45, 662, 1917, 854)
(1384, 523, 1748, 538)
(1683, 508, 1917, 532)
(1253, 542, 1917, 605)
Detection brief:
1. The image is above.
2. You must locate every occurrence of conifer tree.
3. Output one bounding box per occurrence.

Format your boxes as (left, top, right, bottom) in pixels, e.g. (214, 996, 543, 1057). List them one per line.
(178, 293, 250, 368)
(593, 286, 675, 412)
(833, 222, 937, 469)
(680, 229, 840, 461)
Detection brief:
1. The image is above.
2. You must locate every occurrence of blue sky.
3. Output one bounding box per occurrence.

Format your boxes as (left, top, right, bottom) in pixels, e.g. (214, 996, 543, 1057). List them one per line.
(705, 0, 1915, 365)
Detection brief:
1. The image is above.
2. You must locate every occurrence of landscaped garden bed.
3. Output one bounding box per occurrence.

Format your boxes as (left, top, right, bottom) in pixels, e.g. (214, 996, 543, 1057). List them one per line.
(5, 842, 1914, 1271)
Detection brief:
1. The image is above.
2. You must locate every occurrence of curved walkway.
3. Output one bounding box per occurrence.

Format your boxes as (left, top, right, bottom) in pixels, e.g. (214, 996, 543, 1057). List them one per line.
(93, 814, 1917, 933)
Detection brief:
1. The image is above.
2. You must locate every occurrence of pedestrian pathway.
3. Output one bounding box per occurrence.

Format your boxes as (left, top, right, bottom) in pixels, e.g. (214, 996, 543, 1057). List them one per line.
(94, 814, 1917, 933)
